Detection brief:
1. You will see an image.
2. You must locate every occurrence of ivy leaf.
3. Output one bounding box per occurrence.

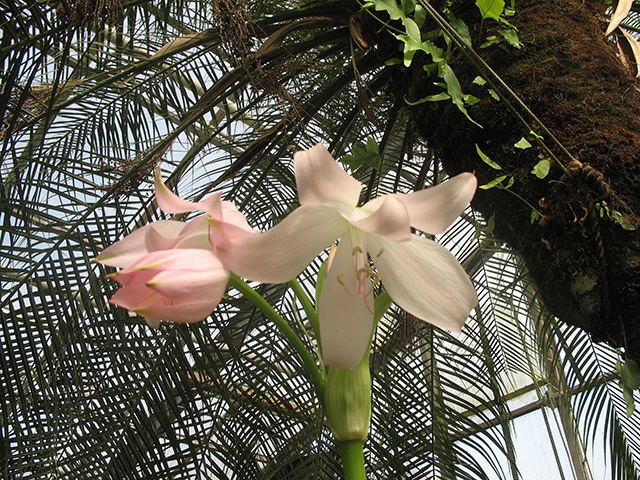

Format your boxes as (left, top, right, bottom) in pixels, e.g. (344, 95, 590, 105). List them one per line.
(514, 137, 532, 149)
(475, 0, 505, 21)
(476, 144, 502, 170)
(531, 159, 550, 179)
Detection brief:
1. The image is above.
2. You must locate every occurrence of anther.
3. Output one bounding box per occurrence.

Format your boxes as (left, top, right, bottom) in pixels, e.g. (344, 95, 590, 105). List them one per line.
(337, 273, 346, 286)
(376, 248, 385, 258)
(356, 268, 370, 281)
(352, 246, 364, 255)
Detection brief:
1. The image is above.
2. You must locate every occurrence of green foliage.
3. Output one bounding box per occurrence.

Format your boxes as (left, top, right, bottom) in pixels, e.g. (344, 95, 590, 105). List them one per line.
(596, 201, 637, 231)
(476, 144, 503, 170)
(341, 137, 381, 170)
(531, 158, 550, 179)
(368, 0, 481, 125)
(617, 358, 640, 416)
(475, 0, 505, 21)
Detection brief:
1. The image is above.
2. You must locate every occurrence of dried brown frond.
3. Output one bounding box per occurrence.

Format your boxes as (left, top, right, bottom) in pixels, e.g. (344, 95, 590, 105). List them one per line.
(1, 85, 51, 141)
(55, 0, 123, 28)
(212, 0, 254, 62)
(100, 148, 162, 197)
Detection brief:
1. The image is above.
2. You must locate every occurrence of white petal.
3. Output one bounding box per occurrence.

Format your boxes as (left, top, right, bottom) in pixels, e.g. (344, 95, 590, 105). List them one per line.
(319, 232, 374, 369)
(367, 235, 477, 332)
(294, 144, 363, 207)
(219, 205, 348, 283)
(365, 173, 476, 235)
(95, 221, 185, 267)
(337, 196, 411, 242)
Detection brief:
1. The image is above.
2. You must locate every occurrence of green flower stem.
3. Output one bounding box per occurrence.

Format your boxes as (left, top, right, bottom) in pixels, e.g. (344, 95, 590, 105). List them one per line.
(227, 273, 325, 400)
(338, 441, 367, 480)
(289, 278, 320, 339)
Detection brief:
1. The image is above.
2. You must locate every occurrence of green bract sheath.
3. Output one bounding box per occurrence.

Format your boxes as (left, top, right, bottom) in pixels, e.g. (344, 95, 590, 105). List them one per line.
(324, 356, 372, 443)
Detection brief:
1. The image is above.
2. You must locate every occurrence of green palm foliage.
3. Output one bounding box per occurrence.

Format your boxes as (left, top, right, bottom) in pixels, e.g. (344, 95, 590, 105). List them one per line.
(1, 0, 639, 478)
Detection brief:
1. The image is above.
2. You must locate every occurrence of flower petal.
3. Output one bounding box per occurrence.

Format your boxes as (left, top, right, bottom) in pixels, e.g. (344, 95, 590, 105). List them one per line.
(95, 220, 186, 267)
(337, 196, 411, 242)
(219, 204, 348, 283)
(365, 173, 477, 235)
(319, 232, 374, 369)
(148, 266, 228, 301)
(221, 201, 255, 234)
(367, 234, 477, 332)
(155, 167, 222, 218)
(132, 298, 221, 323)
(295, 144, 363, 207)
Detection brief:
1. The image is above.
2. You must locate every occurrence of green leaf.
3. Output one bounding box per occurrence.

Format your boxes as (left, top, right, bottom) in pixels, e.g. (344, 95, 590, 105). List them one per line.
(611, 210, 637, 231)
(514, 137, 532, 149)
(479, 175, 508, 189)
(473, 76, 487, 86)
(414, 4, 426, 28)
(487, 213, 496, 233)
(476, 144, 502, 170)
(530, 209, 542, 223)
(475, 0, 505, 21)
(341, 137, 381, 170)
(404, 92, 451, 105)
(480, 35, 501, 49)
(498, 28, 522, 48)
(441, 64, 482, 127)
(531, 159, 550, 179)
(370, 0, 406, 21)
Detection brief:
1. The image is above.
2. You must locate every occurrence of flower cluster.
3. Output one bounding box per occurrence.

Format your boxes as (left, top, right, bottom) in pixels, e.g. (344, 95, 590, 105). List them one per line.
(97, 145, 478, 368)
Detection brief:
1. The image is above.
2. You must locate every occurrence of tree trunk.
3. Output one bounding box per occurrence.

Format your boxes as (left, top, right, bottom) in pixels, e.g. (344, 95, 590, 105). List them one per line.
(402, 0, 640, 362)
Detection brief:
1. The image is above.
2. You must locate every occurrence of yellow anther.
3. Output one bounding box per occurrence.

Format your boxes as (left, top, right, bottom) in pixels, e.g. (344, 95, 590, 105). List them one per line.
(356, 268, 369, 281)
(352, 246, 364, 255)
(337, 273, 346, 286)
(376, 248, 385, 258)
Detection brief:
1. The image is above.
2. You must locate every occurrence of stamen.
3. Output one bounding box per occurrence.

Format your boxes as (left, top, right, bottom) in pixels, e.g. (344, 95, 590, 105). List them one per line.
(337, 273, 346, 286)
(352, 246, 364, 255)
(376, 248, 385, 258)
(356, 268, 369, 281)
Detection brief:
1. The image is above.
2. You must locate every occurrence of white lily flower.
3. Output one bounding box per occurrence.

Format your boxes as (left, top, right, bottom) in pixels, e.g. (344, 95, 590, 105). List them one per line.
(220, 144, 478, 369)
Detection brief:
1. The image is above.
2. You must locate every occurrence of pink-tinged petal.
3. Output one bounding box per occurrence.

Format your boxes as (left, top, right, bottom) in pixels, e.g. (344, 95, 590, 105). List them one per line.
(367, 234, 477, 332)
(219, 204, 348, 283)
(107, 249, 228, 324)
(294, 144, 363, 207)
(337, 196, 411, 242)
(109, 282, 152, 309)
(221, 201, 255, 233)
(133, 298, 222, 323)
(155, 167, 223, 218)
(171, 217, 215, 250)
(148, 267, 228, 301)
(395, 173, 477, 235)
(95, 220, 186, 267)
(319, 232, 374, 369)
(145, 224, 183, 252)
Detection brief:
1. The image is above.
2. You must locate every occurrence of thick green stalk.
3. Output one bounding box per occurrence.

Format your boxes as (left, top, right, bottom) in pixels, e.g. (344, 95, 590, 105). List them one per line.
(338, 441, 367, 480)
(227, 273, 325, 400)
